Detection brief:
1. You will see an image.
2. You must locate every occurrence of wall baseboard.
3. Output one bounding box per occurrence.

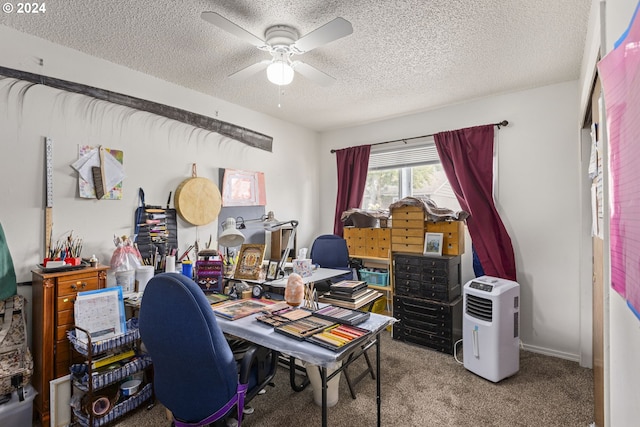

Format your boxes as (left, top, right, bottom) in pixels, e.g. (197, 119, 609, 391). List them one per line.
(521, 342, 581, 363)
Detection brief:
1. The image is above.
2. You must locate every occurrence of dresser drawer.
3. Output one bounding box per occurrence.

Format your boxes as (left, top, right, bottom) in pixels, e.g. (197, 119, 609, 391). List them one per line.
(392, 325, 459, 355)
(394, 309, 455, 331)
(394, 254, 424, 267)
(57, 274, 100, 297)
(395, 281, 460, 301)
(393, 295, 456, 320)
(57, 295, 77, 312)
(391, 243, 423, 253)
(391, 206, 424, 221)
(419, 272, 450, 284)
(56, 309, 74, 341)
(395, 270, 421, 282)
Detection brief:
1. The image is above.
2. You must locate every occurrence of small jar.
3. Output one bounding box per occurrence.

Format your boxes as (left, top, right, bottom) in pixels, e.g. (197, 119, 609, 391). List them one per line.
(89, 254, 98, 268)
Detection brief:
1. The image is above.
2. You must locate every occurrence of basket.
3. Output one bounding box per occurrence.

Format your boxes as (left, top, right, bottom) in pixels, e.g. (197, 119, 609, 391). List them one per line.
(359, 270, 389, 286)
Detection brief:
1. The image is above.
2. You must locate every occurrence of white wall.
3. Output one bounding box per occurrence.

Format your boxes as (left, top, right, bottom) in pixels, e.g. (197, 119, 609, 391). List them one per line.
(318, 81, 584, 360)
(0, 26, 320, 342)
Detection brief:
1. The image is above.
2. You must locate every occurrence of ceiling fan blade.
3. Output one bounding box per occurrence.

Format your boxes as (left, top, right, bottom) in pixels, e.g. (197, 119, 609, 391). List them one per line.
(292, 61, 336, 87)
(201, 12, 265, 47)
(228, 60, 271, 81)
(293, 17, 353, 53)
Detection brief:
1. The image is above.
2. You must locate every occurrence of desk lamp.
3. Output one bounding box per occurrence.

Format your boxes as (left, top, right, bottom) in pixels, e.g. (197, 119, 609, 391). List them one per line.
(218, 217, 245, 248)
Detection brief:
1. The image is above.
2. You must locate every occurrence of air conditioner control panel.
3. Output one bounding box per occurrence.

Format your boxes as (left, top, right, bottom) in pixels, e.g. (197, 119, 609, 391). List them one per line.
(469, 281, 494, 292)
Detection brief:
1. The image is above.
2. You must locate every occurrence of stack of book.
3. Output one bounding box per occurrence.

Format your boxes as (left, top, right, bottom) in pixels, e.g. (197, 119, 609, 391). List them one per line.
(319, 280, 381, 309)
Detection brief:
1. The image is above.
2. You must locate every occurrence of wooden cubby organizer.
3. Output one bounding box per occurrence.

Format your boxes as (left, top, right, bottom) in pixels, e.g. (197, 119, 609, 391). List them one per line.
(343, 226, 393, 316)
(67, 319, 153, 427)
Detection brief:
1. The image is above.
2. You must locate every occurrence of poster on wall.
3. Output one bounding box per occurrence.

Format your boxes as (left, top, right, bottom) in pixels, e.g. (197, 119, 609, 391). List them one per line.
(598, 2, 640, 320)
(221, 168, 266, 206)
(71, 145, 125, 199)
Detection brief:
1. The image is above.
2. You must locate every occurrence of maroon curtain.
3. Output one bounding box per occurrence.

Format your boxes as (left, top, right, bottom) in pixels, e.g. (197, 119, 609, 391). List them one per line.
(434, 125, 516, 281)
(333, 145, 371, 236)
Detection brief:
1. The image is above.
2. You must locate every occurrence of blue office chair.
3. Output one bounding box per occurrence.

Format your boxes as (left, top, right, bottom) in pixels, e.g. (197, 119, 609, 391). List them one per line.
(139, 273, 277, 427)
(310, 235, 354, 290)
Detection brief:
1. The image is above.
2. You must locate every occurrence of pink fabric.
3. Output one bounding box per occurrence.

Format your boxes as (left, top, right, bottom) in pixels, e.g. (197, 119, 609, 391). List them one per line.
(334, 145, 371, 236)
(434, 125, 517, 281)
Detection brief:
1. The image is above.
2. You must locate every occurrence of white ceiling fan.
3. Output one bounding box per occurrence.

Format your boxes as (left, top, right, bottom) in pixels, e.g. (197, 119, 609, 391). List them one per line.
(201, 12, 353, 87)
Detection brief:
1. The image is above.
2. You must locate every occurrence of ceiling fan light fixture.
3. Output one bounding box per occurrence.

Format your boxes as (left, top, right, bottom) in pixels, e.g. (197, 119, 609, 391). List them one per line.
(267, 60, 294, 86)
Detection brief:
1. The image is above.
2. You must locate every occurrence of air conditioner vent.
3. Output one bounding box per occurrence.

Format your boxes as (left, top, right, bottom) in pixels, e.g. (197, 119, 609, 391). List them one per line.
(466, 294, 493, 321)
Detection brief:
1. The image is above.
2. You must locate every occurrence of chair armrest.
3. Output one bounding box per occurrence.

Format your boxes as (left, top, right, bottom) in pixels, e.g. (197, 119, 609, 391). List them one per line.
(238, 345, 277, 386)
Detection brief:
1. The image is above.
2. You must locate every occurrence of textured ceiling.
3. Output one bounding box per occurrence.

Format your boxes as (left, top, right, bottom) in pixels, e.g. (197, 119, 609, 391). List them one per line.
(0, 0, 591, 131)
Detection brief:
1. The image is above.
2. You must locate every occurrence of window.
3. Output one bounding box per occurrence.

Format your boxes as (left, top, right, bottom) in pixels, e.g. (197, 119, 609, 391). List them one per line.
(361, 138, 460, 211)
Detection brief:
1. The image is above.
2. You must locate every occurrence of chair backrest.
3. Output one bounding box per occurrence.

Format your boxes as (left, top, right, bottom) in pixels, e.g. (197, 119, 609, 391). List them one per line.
(310, 234, 350, 269)
(139, 272, 237, 423)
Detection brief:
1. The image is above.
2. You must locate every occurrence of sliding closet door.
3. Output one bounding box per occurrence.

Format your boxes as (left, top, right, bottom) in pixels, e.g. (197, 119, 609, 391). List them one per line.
(591, 75, 604, 427)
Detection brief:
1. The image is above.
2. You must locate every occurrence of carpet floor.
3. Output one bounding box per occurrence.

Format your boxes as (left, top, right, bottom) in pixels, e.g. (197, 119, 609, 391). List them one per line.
(112, 331, 594, 427)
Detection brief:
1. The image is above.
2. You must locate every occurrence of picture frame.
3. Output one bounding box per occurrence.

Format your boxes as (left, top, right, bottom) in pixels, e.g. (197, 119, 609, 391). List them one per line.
(234, 244, 266, 280)
(50, 374, 71, 427)
(424, 232, 444, 256)
(221, 168, 267, 207)
(266, 260, 279, 280)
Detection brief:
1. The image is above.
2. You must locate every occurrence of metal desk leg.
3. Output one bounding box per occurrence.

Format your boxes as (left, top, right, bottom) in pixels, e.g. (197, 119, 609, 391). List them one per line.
(289, 356, 310, 392)
(376, 332, 381, 427)
(321, 366, 328, 427)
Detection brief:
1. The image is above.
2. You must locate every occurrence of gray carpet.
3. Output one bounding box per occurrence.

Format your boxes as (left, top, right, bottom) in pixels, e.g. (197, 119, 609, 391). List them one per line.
(115, 332, 594, 426)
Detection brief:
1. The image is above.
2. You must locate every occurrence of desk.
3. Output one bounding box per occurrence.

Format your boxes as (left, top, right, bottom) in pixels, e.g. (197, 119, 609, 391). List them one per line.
(237, 267, 349, 302)
(264, 267, 351, 287)
(216, 309, 394, 427)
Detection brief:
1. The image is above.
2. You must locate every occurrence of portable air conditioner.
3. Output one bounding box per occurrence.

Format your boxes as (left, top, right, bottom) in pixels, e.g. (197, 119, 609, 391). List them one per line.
(463, 275, 520, 382)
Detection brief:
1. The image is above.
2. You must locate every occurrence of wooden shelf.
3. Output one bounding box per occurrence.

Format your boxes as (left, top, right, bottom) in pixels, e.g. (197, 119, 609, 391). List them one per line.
(368, 284, 392, 292)
(350, 255, 388, 262)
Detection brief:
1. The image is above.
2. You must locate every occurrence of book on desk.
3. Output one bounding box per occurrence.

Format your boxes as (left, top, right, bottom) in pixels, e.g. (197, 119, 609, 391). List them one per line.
(318, 288, 381, 309)
(212, 298, 271, 320)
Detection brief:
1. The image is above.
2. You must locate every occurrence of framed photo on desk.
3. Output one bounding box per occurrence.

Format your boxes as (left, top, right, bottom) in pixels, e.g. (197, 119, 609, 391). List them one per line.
(266, 260, 279, 280)
(234, 244, 266, 280)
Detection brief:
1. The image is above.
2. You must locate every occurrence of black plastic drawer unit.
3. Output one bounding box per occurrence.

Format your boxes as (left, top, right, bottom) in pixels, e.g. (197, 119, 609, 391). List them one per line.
(393, 254, 461, 302)
(392, 253, 462, 355)
(393, 295, 462, 355)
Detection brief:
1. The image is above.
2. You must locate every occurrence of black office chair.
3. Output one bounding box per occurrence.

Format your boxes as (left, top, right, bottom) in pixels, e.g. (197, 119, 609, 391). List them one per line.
(139, 273, 277, 427)
(309, 234, 354, 292)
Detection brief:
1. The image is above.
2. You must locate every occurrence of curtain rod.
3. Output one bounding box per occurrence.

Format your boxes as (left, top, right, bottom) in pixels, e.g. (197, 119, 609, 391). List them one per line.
(329, 120, 509, 153)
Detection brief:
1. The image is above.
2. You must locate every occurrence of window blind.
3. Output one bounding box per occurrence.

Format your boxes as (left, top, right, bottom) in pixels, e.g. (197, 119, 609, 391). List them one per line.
(368, 137, 438, 170)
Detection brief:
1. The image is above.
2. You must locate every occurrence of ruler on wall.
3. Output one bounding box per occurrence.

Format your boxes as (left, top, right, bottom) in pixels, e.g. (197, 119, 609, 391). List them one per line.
(45, 137, 53, 258)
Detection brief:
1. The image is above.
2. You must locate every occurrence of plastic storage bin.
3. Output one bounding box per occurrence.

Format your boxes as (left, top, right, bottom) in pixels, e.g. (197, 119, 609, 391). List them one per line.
(359, 269, 389, 286)
(0, 384, 37, 427)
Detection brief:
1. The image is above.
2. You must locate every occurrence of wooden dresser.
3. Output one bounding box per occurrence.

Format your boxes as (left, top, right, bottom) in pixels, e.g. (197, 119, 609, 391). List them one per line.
(31, 265, 108, 427)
